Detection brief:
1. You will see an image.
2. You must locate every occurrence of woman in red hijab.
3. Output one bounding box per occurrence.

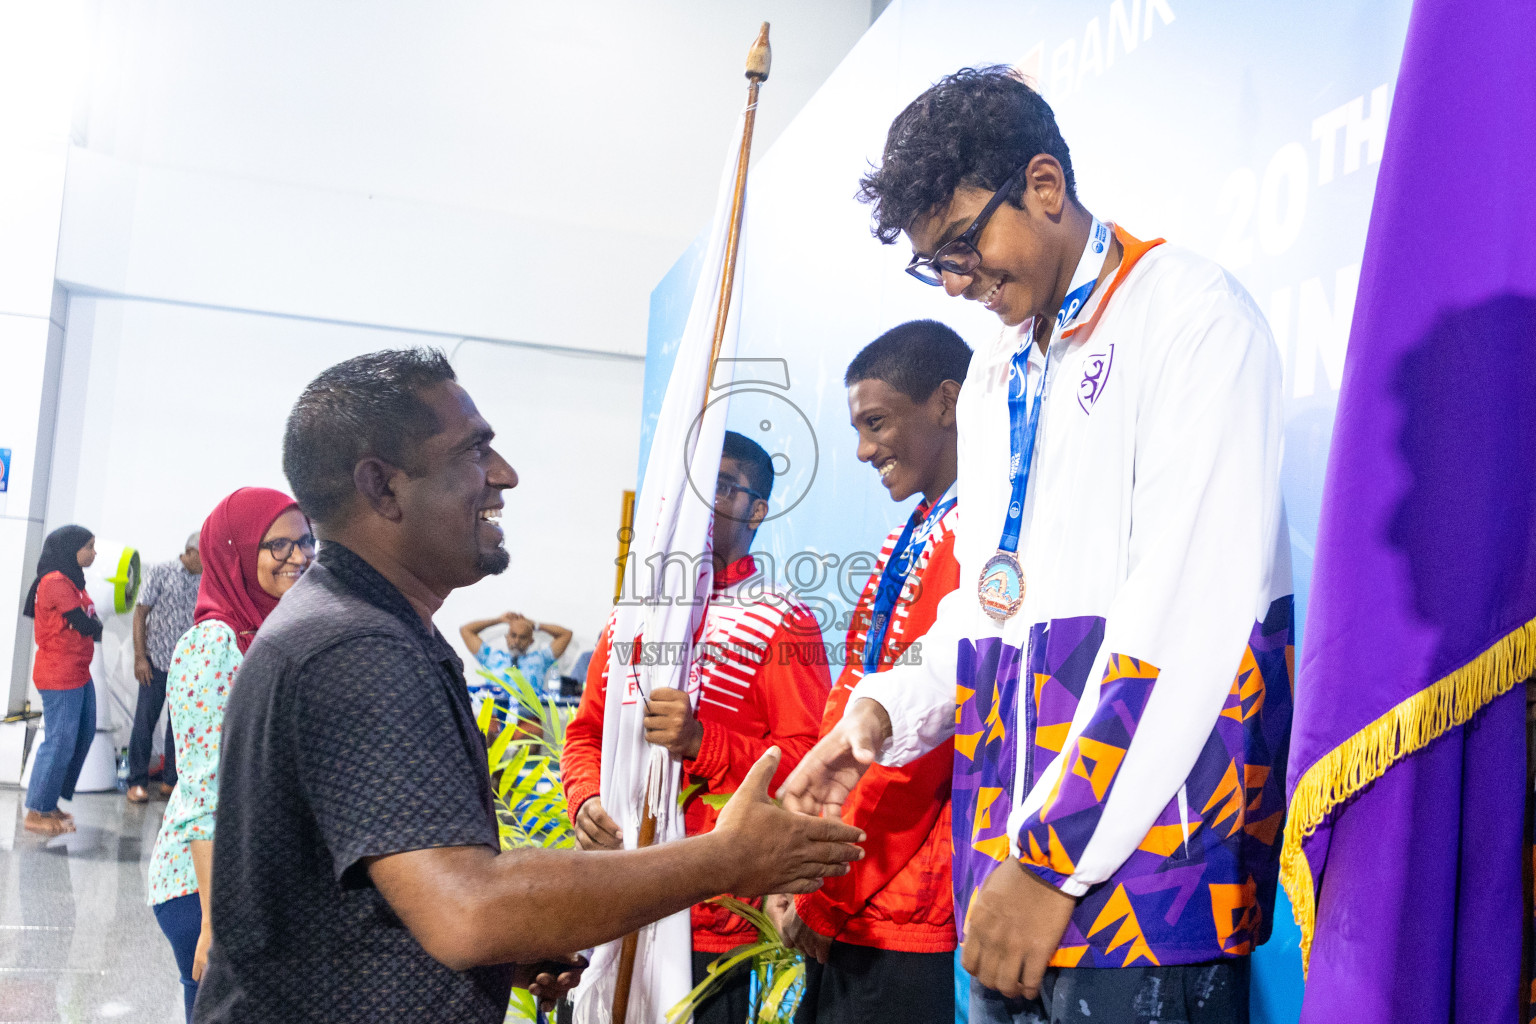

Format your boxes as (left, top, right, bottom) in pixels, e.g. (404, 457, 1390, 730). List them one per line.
(145, 487, 313, 1023)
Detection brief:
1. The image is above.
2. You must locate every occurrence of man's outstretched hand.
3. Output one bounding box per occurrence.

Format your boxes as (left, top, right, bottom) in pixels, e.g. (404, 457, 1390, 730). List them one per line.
(776, 698, 892, 818)
(713, 747, 865, 897)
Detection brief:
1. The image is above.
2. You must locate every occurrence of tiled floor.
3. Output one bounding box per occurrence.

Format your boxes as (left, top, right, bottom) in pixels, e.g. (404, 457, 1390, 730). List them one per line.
(0, 788, 184, 1024)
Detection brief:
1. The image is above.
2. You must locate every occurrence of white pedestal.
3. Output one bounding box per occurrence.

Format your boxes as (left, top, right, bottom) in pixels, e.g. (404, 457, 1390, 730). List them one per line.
(18, 726, 119, 793)
(0, 719, 31, 784)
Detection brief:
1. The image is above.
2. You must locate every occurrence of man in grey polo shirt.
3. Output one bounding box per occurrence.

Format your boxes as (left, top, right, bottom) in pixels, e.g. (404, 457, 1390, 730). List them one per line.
(128, 531, 202, 802)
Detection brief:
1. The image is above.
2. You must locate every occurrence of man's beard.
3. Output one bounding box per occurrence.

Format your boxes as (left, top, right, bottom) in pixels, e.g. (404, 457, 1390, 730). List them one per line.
(475, 546, 510, 576)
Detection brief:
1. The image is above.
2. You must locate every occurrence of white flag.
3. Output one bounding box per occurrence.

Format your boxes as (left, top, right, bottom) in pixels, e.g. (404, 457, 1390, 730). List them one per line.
(571, 104, 750, 1024)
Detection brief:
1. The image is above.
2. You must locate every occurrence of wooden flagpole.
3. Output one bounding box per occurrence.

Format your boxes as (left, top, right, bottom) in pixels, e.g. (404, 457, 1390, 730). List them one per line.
(609, 22, 772, 1024)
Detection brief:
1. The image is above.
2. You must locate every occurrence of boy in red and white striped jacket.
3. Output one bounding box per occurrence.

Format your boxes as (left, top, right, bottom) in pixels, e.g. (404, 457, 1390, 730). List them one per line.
(775, 320, 971, 1024)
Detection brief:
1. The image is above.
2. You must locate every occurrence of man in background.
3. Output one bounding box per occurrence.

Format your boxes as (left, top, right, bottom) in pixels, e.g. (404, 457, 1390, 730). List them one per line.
(563, 430, 833, 1024)
(128, 531, 201, 803)
(460, 611, 573, 705)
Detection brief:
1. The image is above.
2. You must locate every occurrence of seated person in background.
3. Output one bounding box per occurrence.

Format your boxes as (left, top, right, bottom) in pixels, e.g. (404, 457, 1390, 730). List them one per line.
(460, 611, 572, 694)
(776, 320, 970, 1024)
(562, 430, 833, 1024)
(195, 349, 863, 1024)
(460, 617, 577, 721)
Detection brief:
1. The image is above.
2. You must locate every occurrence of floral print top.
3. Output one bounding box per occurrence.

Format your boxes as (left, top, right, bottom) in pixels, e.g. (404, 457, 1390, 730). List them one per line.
(147, 620, 242, 906)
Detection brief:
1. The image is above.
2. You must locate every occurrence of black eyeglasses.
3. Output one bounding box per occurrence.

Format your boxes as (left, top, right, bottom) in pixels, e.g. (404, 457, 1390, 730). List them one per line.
(905, 163, 1028, 286)
(260, 534, 317, 563)
(715, 478, 764, 505)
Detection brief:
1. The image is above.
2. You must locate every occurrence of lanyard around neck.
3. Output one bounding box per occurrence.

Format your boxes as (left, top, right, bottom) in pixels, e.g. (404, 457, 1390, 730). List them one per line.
(862, 487, 957, 675)
(995, 218, 1110, 556)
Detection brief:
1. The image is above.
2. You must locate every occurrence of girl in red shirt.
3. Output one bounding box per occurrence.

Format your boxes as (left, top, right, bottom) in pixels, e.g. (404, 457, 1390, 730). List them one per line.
(23, 525, 102, 837)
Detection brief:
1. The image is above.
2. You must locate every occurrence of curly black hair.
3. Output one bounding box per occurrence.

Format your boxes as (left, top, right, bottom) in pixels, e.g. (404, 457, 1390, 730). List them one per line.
(857, 66, 1077, 243)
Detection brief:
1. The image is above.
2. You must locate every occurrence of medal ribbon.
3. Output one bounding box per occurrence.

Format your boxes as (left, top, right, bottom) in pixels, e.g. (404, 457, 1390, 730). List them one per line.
(995, 218, 1111, 556)
(863, 488, 958, 675)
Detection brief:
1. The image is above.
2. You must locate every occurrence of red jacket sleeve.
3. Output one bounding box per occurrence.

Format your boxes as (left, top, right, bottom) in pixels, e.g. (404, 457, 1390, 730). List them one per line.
(796, 531, 961, 937)
(560, 624, 611, 819)
(683, 604, 831, 795)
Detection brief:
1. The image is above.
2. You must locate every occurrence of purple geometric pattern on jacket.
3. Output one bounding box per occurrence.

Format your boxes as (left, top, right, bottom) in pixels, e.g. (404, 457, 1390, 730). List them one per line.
(1026, 616, 1106, 789)
(950, 636, 1020, 942)
(1018, 654, 1160, 884)
(949, 598, 1293, 964)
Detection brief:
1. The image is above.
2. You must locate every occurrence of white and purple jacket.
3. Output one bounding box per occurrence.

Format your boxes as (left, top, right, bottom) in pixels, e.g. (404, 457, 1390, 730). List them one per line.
(853, 228, 1294, 967)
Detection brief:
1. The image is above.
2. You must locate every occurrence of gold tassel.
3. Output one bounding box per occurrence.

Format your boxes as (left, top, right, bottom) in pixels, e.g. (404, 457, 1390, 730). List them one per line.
(1280, 615, 1536, 975)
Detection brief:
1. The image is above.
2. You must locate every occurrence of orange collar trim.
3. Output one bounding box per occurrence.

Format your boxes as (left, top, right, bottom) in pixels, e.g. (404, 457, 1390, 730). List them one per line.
(1060, 225, 1165, 341)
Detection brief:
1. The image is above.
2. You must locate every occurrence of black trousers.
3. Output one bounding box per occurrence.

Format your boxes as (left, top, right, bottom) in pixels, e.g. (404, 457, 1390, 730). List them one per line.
(128, 666, 177, 788)
(795, 942, 955, 1024)
(691, 950, 756, 1024)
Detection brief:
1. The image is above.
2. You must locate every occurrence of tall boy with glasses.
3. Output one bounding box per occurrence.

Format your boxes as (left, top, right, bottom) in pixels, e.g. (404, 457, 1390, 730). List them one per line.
(780, 66, 1293, 1024)
(562, 430, 832, 1024)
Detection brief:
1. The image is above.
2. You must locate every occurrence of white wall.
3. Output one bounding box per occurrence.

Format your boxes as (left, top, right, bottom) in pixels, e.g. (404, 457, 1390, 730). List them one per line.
(0, 1, 86, 709)
(51, 295, 641, 666)
(13, 0, 869, 697)
(56, 0, 872, 358)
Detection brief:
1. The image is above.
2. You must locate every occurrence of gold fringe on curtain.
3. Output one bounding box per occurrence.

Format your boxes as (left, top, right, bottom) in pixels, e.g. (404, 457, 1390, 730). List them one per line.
(1280, 615, 1536, 974)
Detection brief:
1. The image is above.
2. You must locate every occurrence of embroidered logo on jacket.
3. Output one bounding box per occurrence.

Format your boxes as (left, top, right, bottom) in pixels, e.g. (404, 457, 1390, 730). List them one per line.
(1078, 345, 1115, 414)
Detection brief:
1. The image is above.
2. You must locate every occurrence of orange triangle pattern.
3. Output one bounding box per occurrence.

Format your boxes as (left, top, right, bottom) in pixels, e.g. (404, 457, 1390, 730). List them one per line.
(1201, 760, 1245, 837)
(1085, 885, 1161, 967)
(1071, 736, 1127, 802)
(1021, 824, 1078, 876)
(972, 834, 1012, 863)
(1209, 879, 1260, 956)
(984, 699, 1008, 745)
(972, 787, 1005, 842)
(1050, 944, 1089, 968)
(1137, 820, 1201, 857)
(955, 685, 975, 725)
(1243, 764, 1271, 813)
(1244, 810, 1283, 847)
(954, 731, 983, 761)
(1033, 721, 1072, 755)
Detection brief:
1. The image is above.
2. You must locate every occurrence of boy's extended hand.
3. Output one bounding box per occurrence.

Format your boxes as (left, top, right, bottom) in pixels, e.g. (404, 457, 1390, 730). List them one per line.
(776, 698, 891, 818)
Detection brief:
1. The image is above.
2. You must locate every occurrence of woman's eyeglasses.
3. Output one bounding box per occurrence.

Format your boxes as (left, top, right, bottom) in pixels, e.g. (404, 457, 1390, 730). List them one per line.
(260, 534, 317, 563)
(904, 163, 1028, 286)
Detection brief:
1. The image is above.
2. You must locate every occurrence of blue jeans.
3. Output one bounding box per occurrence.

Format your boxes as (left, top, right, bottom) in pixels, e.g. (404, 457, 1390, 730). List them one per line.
(153, 892, 202, 1023)
(25, 683, 97, 813)
(969, 959, 1248, 1024)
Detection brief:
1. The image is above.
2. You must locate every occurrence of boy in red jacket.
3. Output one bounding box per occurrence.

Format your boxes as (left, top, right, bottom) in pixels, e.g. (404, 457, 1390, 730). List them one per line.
(562, 431, 831, 1024)
(775, 320, 971, 1023)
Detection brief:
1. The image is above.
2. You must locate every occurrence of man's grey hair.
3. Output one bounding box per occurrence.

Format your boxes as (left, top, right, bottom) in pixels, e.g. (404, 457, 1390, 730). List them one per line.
(186, 531, 201, 551)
